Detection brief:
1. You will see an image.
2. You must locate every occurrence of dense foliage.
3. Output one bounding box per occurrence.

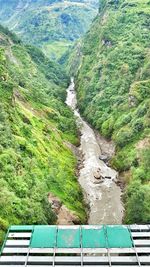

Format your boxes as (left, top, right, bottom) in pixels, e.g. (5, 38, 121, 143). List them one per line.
(0, 0, 98, 59)
(0, 26, 86, 244)
(76, 0, 150, 223)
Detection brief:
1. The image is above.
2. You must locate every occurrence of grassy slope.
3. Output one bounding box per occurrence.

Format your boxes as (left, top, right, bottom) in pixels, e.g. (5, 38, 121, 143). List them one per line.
(76, 0, 150, 223)
(0, 26, 86, 244)
(0, 0, 98, 59)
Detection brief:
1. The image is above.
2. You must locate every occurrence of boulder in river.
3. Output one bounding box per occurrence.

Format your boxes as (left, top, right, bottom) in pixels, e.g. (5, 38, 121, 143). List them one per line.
(99, 154, 109, 163)
(93, 168, 104, 180)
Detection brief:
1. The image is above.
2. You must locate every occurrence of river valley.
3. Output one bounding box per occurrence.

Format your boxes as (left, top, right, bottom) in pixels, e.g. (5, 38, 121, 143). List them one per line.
(66, 79, 124, 224)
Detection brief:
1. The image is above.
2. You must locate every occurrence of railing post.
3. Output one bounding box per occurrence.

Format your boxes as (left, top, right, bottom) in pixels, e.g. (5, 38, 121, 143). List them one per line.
(128, 225, 141, 267)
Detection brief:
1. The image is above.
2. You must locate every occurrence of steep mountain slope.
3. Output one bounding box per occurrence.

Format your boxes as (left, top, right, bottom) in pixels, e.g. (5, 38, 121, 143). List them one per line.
(0, 0, 98, 59)
(76, 0, 150, 223)
(0, 25, 86, 244)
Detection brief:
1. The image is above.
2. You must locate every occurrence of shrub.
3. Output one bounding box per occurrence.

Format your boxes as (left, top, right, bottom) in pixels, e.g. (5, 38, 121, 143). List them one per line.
(113, 127, 133, 147)
(132, 118, 144, 134)
(114, 114, 132, 129)
(125, 180, 150, 223)
(101, 116, 115, 138)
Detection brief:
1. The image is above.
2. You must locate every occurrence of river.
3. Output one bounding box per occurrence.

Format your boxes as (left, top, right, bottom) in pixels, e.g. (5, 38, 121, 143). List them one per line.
(66, 78, 124, 224)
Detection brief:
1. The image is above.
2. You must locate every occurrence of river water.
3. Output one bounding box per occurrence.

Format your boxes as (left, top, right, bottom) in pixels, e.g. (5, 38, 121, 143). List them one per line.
(66, 78, 124, 224)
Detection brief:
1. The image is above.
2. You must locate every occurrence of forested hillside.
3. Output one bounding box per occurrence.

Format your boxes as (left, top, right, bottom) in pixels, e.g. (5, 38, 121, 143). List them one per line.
(76, 0, 150, 223)
(0, 25, 86, 244)
(1, 0, 150, 241)
(0, 0, 98, 59)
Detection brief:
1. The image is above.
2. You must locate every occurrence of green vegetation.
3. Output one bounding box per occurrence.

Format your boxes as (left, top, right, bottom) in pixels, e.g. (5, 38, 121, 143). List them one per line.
(59, 40, 83, 76)
(1, 0, 150, 237)
(0, 0, 98, 59)
(76, 0, 150, 223)
(42, 41, 73, 61)
(0, 25, 86, 245)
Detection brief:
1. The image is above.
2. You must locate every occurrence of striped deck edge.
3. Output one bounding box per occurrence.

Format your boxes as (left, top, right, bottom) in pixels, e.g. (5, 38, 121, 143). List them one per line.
(0, 224, 150, 266)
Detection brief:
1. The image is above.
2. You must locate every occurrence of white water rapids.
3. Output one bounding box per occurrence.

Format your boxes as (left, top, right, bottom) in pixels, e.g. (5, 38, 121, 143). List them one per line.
(66, 78, 124, 224)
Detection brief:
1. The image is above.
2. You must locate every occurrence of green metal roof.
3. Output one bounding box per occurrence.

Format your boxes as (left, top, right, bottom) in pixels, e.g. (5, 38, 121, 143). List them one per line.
(5, 225, 133, 249)
(82, 226, 106, 248)
(57, 227, 80, 248)
(30, 225, 133, 248)
(30, 226, 57, 248)
(106, 225, 133, 248)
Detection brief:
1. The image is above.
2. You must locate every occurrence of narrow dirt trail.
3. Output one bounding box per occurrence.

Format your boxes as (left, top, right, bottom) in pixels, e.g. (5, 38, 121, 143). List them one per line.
(66, 78, 124, 224)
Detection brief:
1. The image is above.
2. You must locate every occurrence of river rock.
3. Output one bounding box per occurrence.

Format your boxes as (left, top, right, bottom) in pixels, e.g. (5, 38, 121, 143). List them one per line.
(93, 168, 103, 179)
(94, 179, 103, 184)
(48, 192, 80, 224)
(57, 205, 80, 225)
(99, 154, 109, 163)
(105, 176, 111, 179)
(48, 193, 62, 214)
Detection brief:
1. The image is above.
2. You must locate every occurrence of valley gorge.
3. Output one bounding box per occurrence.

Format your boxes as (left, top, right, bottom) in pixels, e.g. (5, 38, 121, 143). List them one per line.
(0, 0, 150, 246)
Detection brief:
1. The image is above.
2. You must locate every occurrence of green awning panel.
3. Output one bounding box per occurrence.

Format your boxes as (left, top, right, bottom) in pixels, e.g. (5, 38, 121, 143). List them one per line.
(30, 226, 57, 248)
(82, 226, 106, 248)
(106, 225, 133, 248)
(9, 225, 33, 231)
(9, 225, 133, 249)
(57, 227, 80, 248)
